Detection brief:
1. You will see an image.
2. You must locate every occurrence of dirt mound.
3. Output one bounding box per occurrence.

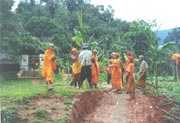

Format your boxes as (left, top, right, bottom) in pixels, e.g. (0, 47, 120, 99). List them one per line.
(68, 90, 104, 123)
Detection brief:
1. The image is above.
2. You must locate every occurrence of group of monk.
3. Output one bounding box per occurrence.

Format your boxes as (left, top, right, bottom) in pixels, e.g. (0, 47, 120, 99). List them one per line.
(70, 43, 100, 89)
(41, 43, 149, 99)
(106, 51, 148, 99)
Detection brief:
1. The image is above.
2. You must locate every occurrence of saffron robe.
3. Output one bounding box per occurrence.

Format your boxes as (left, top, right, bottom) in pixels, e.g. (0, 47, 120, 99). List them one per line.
(126, 63, 135, 92)
(111, 59, 123, 89)
(91, 55, 100, 84)
(42, 49, 56, 84)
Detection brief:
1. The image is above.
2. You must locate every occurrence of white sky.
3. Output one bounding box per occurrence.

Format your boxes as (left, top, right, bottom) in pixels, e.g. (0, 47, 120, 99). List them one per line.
(91, 0, 180, 30)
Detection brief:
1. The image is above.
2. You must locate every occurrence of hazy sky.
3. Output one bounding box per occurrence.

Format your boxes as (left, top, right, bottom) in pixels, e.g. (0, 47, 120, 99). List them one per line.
(91, 0, 180, 30)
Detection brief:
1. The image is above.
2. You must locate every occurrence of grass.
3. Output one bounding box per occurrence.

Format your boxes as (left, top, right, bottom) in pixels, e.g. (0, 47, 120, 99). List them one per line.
(34, 109, 47, 117)
(146, 76, 180, 104)
(53, 118, 66, 123)
(0, 73, 89, 109)
(0, 79, 47, 102)
(1, 72, 179, 103)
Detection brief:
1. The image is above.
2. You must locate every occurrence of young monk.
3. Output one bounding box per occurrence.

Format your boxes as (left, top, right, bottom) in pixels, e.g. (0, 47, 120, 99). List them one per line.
(91, 50, 100, 88)
(109, 52, 123, 93)
(71, 48, 82, 87)
(42, 43, 56, 91)
(125, 56, 135, 99)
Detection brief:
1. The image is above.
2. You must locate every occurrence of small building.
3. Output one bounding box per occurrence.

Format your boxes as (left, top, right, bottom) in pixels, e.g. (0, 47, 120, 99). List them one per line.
(17, 54, 44, 78)
(16, 48, 44, 78)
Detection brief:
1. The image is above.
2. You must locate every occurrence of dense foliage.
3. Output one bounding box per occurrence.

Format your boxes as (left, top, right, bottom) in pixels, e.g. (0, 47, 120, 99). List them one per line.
(0, 0, 179, 76)
(164, 27, 180, 52)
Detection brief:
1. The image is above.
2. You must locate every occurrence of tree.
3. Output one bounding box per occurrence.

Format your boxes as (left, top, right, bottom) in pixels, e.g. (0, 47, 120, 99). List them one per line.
(0, 0, 20, 59)
(164, 27, 180, 52)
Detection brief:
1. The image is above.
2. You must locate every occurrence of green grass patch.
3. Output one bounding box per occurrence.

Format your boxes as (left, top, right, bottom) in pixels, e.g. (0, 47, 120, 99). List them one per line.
(0, 73, 89, 110)
(53, 118, 66, 123)
(33, 118, 41, 123)
(147, 76, 180, 104)
(34, 109, 47, 117)
(64, 99, 73, 105)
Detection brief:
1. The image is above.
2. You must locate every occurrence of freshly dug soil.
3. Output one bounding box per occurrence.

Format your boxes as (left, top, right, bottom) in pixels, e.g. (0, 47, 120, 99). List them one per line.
(68, 90, 104, 123)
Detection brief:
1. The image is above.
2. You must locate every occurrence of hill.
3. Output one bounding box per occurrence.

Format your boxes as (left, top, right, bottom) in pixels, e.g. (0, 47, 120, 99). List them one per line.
(155, 29, 172, 46)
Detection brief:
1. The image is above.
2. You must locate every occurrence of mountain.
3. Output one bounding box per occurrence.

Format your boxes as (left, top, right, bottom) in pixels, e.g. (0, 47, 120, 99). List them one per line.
(154, 29, 172, 46)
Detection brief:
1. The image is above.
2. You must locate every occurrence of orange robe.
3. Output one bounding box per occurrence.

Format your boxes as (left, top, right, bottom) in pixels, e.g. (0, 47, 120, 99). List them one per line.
(126, 63, 135, 93)
(172, 54, 180, 65)
(125, 56, 135, 68)
(72, 55, 82, 75)
(111, 59, 123, 89)
(42, 49, 56, 84)
(91, 55, 100, 84)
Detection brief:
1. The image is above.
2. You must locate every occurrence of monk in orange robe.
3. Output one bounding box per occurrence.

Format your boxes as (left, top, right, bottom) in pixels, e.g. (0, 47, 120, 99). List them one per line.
(125, 56, 135, 99)
(125, 50, 135, 68)
(71, 48, 82, 87)
(172, 53, 180, 65)
(109, 52, 123, 93)
(42, 43, 56, 91)
(171, 53, 180, 81)
(91, 50, 100, 88)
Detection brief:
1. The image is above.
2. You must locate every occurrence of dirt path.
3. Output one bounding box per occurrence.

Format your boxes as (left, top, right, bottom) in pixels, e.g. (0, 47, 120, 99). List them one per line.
(70, 82, 173, 123)
(84, 91, 129, 123)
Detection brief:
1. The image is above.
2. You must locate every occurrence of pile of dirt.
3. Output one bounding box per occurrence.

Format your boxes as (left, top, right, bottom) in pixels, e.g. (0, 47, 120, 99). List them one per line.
(68, 90, 104, 123)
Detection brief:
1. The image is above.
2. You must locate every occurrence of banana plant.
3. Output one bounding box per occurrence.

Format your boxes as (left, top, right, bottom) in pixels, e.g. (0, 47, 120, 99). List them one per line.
(71, 28, 83, 46)
(71, 11, 89, 46)
(144, 22, 176, 91)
